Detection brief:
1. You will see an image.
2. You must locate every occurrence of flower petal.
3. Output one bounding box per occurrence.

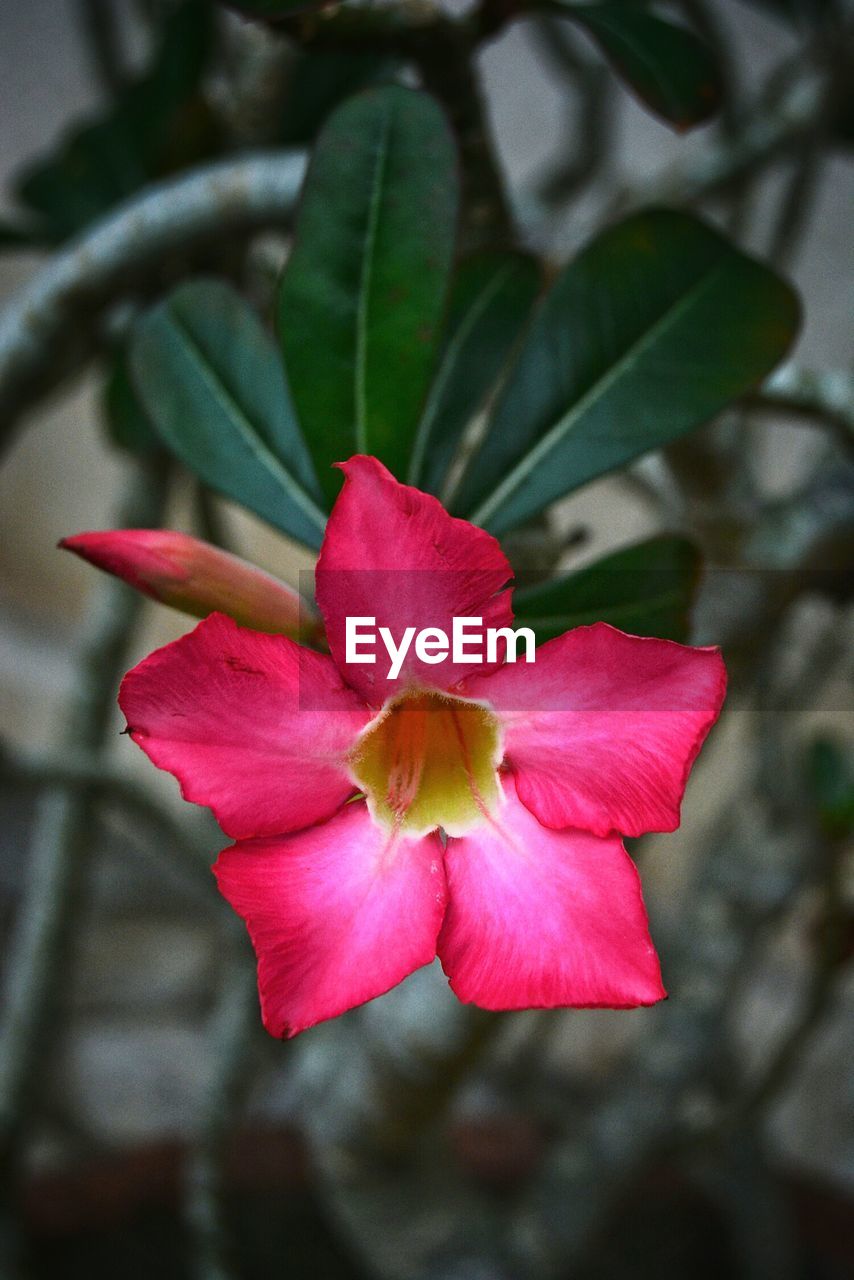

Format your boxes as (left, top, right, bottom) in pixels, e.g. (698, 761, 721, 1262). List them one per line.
(214, 801, 447, 1037)
(462, 623, 726, 837)
(119, 612, 369, 839)
(438, 774, 665, 1010)
(315, 455, 513, 702)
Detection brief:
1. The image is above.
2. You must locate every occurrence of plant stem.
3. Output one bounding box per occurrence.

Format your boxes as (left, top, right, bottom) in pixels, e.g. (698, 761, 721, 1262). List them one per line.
(0, 151, 307, 457)
(417, 29, 515, 250)
(1, 749, 216, 908)
(0, 459, 169, 1261)
(278, 3, 515, 248)
(185, 963, 261, 1280)
(77, 0, 128, 97)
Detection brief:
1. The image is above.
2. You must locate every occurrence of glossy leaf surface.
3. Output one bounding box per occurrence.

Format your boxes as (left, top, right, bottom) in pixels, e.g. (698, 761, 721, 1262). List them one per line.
(103, 351, 162, 457)
(557, 2, 722, 129)
(514, 536, 701, 644)
(455, 209, 800, 535)
(131, 281, 326, 548)
(278, 85, 458, 504)
(410, 251, 541, 493)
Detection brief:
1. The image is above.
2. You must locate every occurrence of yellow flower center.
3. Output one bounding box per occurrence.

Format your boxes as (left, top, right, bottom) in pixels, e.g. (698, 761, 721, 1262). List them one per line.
(348, 690, 503, 838)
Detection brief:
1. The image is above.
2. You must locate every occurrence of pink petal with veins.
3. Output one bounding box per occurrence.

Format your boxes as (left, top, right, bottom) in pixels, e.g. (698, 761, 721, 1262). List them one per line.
(120, 612, 369, 839)
(316, 455, 513, 702)
(215, 800, 446, 1036)
(438, 773, 665, 1010)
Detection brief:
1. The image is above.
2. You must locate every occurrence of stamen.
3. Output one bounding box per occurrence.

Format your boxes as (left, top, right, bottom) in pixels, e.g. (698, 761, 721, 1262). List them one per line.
(386, 699, 428, 815)
(348, 690, 503, 838)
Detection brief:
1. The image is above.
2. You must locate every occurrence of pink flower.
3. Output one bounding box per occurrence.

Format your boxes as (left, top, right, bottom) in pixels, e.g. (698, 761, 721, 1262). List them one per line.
(60, 529, 319, 640)
(119, 456, 726, 1037)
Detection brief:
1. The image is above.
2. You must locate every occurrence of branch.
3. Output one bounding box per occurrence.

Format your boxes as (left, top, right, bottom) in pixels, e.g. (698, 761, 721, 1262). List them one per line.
(417, 29, 515, 250)
(766, 135, 825, 267)
(746, 365, 854, 449)
(0, 151, 307, 457)
(508, 806, 809, 1276)
(508, 616, 848, 1278)
(0, 460, 169, 1252)
(185, 963, 262, 1280)
(528, 16, 613, 206)
(76, 0, 129, 96)
(604, 52, 835, 222)
(1, 749, 217, 909)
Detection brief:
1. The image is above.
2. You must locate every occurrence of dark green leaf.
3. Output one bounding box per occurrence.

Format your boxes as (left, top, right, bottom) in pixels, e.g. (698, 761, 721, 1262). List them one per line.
(278, 85, 459, 504)
(807, 738, 854, 839)
(130, 280, 326, 548)
(0, 220, 45, 250)
(831, 85, 854, 148)
(556, 2, 722, 129)
(15, 0, 216, 241)
(103, 351, 163, 456)
(454, 209, 800, 535)
(409, 251, 542, 494)
(514, 536, 701, 643)
(278, 49, 399, 145)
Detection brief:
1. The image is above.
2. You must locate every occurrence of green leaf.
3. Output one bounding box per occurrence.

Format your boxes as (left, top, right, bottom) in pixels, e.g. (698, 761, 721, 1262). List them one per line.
(130, 280, 326, 548)
(556, 2, 722, 129)
(15, 0, 216, 241)
(278, 85, 459, 504)
(514, 536, 701, 644)
(409, 251, 542, 493)
(103, 351, 163, 457)
(807, 738, 854, 840)
(831, 83, 854, 148)
(455, 209, 800, 535)
(278, 49, 399, 145)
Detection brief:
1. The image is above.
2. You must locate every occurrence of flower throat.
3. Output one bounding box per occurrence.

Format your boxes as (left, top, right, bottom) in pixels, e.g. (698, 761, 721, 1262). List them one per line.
(348, 691, 502, 838)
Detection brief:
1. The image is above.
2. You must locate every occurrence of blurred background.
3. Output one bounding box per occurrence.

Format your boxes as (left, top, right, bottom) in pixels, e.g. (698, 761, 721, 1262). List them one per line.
(0, 1, 852, 1277)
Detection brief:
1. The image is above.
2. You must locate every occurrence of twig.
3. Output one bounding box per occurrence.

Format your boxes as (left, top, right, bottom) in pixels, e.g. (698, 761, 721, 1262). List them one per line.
(508, 795, 813, 1276)
(529, 16, 612, 205)
(507, 609, 848, 1277)
(76, 0, 128, 96)
(0, 151, 307, 456)
(4, 752, 258, 1279)
(733, 931, 845, 1128)
(185, 962, 262, 1280)
(746, 365, 854, 447)
(193, 483, 233, 553)
(767, 135, 825, 267)
(0, 459, 168, 1256)
(1, 749, 217, 908)
(604, 53, 834, 222)
(418, 31, 514, 250)
(732, 711, 850, 1127)
(369, 1008, 503, 1161)
(674, 0, 757, 237)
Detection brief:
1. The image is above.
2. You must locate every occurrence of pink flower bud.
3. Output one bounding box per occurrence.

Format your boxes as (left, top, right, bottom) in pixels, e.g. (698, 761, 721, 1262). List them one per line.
(60, 529, 321, 641)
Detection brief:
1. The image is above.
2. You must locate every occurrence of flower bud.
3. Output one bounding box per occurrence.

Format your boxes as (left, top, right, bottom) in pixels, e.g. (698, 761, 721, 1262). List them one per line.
(60, 529, 321, 641)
